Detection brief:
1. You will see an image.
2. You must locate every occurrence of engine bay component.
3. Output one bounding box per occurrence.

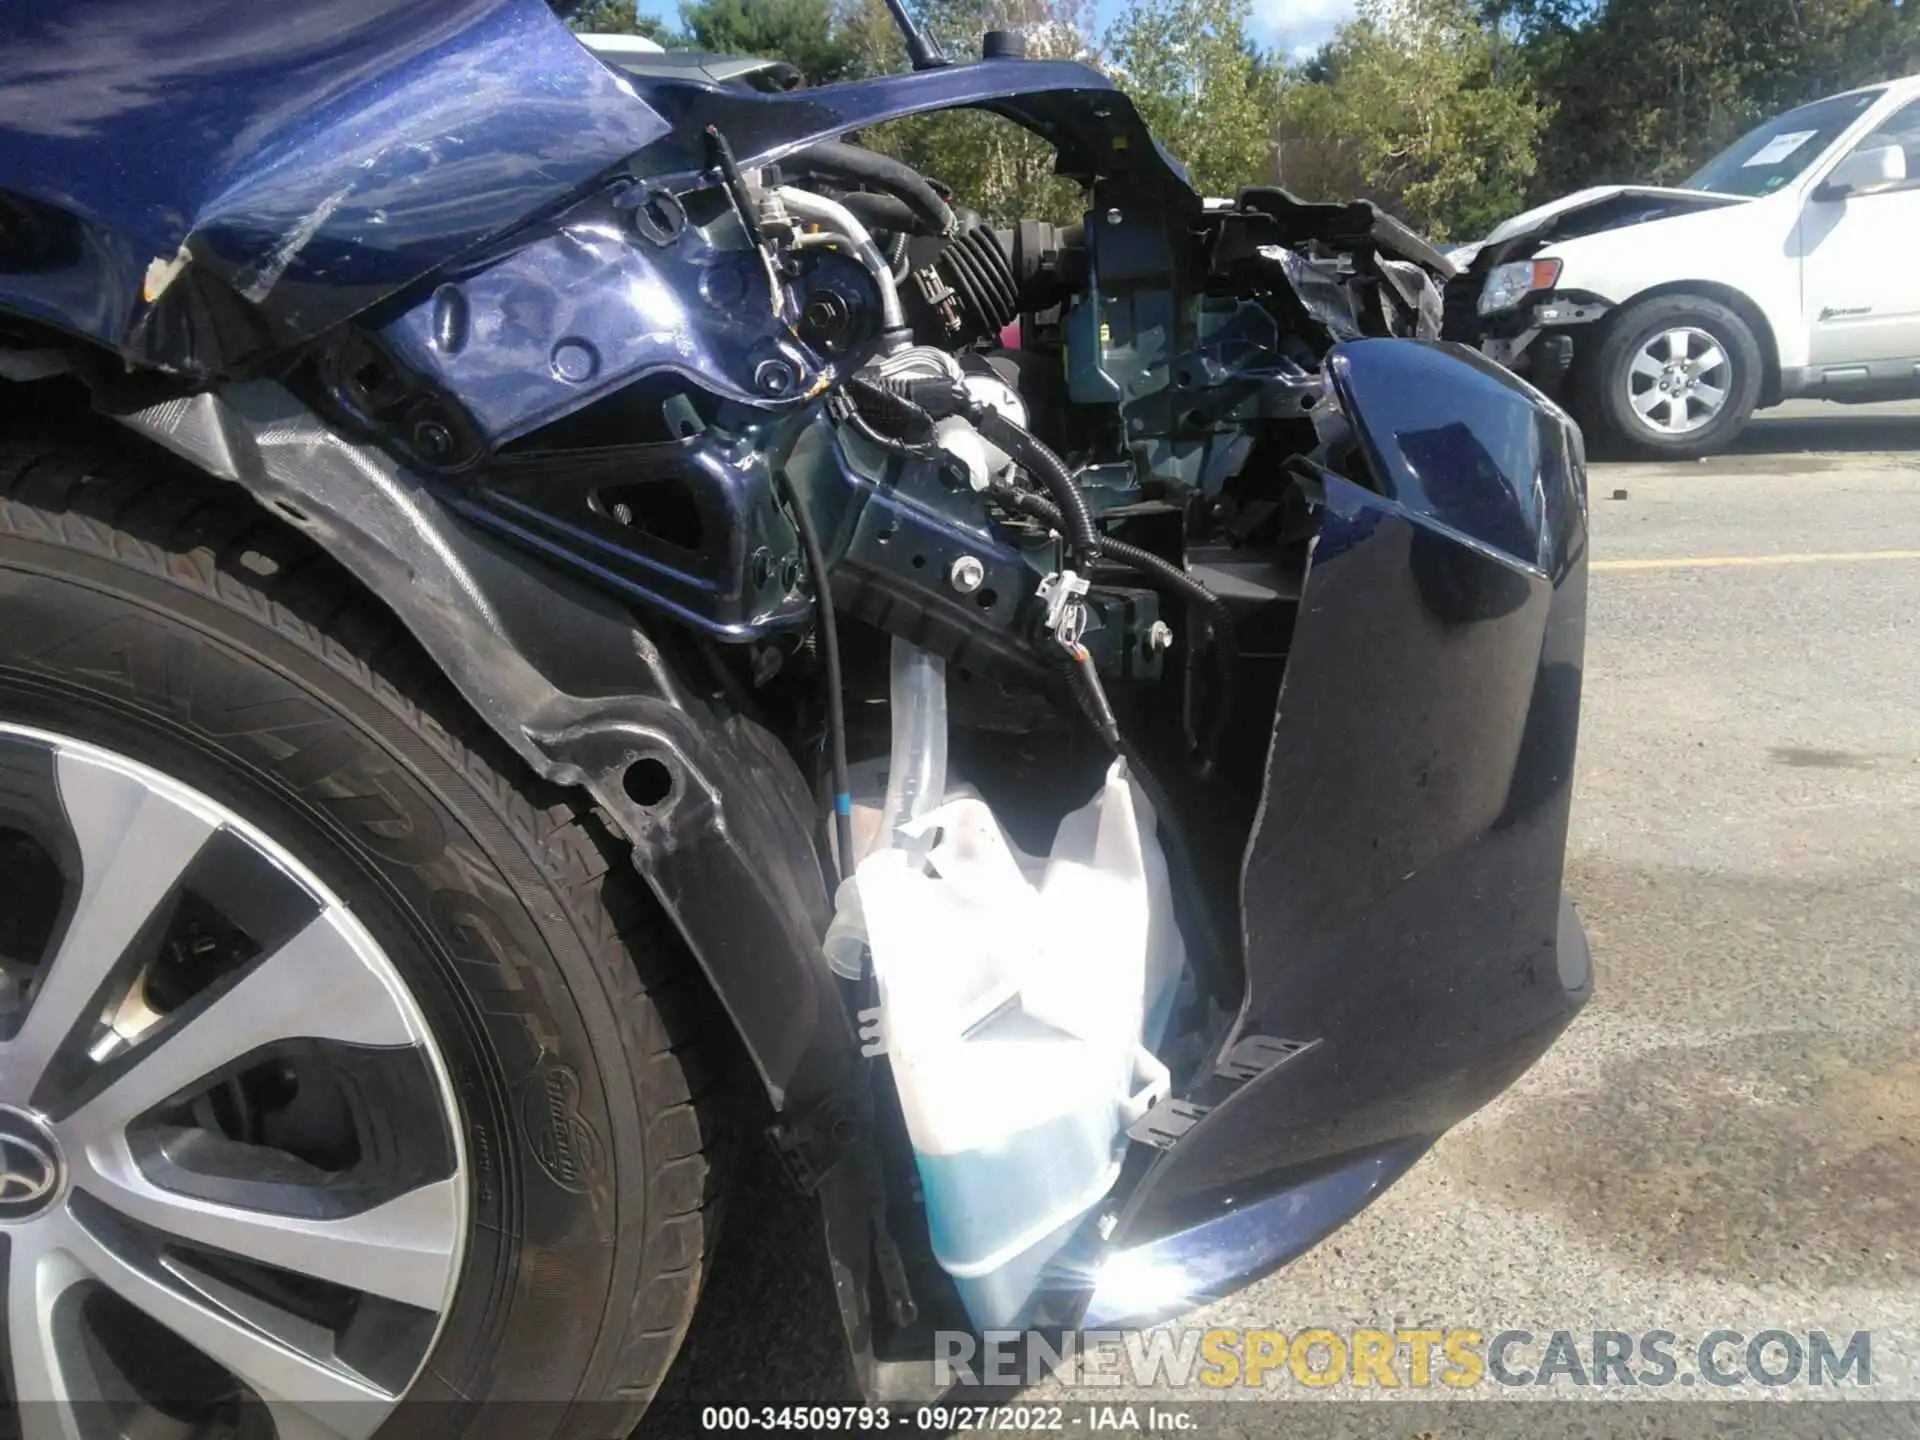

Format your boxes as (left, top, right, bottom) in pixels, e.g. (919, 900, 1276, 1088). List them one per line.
(295, 106, 1485, 1344)
(786, 140, 956, 237)
(861, 754, 1181, 1331)
(776, 184, 910, 344)
(901, 217, 1023, 347)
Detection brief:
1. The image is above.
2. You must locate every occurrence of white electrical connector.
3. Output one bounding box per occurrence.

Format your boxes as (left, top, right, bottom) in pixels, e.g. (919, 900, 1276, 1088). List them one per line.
(1036, 569, 1091, 650)
(754, 182, 791, 236)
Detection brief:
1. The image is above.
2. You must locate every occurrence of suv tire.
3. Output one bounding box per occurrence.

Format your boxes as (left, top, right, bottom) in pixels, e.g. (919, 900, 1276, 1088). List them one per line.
(1577, 293, 1764, 459)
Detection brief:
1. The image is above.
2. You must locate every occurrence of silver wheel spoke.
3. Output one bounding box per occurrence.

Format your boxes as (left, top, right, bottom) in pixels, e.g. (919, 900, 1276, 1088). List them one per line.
(1629, 349, 1665, 380)
(1626, 326, 1726, 435)
(37, 1206, 393, 1430)
(60, 911, 419, 1138)
(0, 725, 464, 1434)
(0, 754, 215, 1092)
(6, 1235, 99, 1439)
(54, 910, 451, 1304)
(62, 1149, 461, 1308)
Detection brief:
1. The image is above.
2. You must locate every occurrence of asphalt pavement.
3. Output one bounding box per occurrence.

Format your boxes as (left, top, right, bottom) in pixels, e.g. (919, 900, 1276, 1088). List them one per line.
(646, 398, 1920, 1435)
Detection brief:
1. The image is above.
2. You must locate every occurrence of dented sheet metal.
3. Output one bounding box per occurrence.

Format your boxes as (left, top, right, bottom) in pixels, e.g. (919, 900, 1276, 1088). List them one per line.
(0, 0, 668, 370)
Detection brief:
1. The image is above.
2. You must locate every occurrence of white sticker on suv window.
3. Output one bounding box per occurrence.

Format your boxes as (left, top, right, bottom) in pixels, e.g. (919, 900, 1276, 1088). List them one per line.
(1743, 130, 1818, 166)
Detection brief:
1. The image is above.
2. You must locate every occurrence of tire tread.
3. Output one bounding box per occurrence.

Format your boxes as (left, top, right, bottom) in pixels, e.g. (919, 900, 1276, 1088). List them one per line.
(0, 411, 725, 1435)
(1574, 292, 1763, 459)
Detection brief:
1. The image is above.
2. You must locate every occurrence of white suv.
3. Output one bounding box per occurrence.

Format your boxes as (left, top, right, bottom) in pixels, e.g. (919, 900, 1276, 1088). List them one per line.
(1448, 75, 1920, 456)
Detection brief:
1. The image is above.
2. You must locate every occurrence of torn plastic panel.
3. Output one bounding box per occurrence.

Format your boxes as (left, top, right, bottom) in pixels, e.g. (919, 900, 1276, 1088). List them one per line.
(1081, 339, 1588, 1317)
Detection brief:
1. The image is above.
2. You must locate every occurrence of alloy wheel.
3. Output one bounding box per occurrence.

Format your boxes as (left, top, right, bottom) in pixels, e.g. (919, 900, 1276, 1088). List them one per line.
(1622, 325, 1732, 435)
(0, 722, 465, 1440)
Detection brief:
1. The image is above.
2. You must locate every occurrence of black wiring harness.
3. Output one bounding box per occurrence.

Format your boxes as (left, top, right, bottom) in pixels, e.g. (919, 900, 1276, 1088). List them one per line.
(833, 370, 1240, 998)
(840, 371, 1240, 772)
(773, 466, 855, 878)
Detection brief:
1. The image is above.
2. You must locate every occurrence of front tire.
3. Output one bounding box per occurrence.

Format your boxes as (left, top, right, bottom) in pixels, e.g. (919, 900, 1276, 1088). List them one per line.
(1577, 293, 1763, 459)
(0, 416, 725, 1437)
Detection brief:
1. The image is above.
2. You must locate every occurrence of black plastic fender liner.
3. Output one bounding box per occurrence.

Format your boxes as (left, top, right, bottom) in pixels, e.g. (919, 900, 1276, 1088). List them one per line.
(116, 382, 859, 1113)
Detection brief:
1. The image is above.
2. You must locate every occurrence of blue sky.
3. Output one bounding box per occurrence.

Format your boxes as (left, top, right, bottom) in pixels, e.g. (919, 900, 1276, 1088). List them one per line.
(626, 0, 1359, 61)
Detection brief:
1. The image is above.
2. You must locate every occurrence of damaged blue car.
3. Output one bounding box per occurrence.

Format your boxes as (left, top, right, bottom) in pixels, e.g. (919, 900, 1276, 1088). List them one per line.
(0, 1, 1589, 1432)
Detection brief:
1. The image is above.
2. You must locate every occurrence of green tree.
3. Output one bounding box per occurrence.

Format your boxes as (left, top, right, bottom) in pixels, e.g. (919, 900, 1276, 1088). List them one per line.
(1104, 0, 1280, 198)
(681, 0, 858, 81)
(1273, 0, 1547, 239)
(1519, 0, 1920, 195)
(844, 0, 1098, 223)
(563, 0, 678, 43)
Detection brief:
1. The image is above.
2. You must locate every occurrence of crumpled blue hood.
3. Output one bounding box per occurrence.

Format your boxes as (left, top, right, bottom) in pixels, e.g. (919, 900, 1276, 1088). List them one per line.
(0, 0, 1193, 376)
(0, 0, 671, 370)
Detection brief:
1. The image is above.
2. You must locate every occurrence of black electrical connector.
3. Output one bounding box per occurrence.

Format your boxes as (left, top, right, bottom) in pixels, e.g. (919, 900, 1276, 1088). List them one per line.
(837, 368, 1239, 768)
(987, 480, 1238, 773)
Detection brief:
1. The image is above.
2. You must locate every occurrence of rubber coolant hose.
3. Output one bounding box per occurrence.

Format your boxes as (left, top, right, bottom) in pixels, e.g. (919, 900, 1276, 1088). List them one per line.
(788, 141, 955, 237)
(838, 191, 920, 238)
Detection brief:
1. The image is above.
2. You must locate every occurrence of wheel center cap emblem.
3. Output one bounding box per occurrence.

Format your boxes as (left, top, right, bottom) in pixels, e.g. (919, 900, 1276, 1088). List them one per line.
(0, 1105, 64, 1221)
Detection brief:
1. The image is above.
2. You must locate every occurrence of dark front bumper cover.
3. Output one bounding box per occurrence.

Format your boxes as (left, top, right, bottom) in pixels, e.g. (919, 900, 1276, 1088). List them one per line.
(1089, 339, 1591, 1325)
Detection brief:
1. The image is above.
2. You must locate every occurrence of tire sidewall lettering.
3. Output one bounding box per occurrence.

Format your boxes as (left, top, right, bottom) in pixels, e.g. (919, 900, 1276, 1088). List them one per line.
(0, 552, 624, 1405)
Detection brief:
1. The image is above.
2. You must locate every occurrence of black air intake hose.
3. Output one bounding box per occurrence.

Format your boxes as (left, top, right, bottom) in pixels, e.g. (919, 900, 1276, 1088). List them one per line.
(901, 217, 1022, 346)
(787, 142, 954, 237)
(941, 223, 1021, 336)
